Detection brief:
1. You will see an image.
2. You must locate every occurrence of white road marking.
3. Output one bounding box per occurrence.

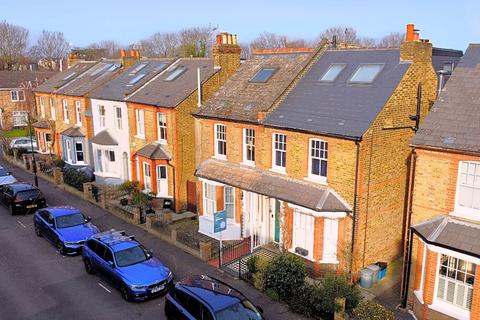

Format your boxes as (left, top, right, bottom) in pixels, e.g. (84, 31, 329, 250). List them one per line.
(17, 220, 26, 228)
(98, 283, 112, 293)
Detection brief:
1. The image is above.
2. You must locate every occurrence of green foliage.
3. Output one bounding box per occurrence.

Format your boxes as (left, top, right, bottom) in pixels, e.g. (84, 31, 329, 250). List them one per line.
(118, 180, 139, 195)
(316, 273, 362, 315)
(53, 159, 65, 168)
(264, 254, 307, 301)
(287, 283, 316, 317)
(130, 190, 150, 207)
(353, 300, 395, 320)
(63, 167, 91, 191)
(247, 255, 260, 274)
(2, 128, 30, 138)
(252, 257, 270, 291)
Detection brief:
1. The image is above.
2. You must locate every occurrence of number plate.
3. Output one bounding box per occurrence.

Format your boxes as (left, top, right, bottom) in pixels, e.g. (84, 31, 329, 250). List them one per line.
(26, 204, 37, 209)
(151, 285, 164, 293)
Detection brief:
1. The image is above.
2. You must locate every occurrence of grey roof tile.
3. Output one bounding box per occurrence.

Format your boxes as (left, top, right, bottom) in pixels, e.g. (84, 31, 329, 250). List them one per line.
(91, 130, 118, 146)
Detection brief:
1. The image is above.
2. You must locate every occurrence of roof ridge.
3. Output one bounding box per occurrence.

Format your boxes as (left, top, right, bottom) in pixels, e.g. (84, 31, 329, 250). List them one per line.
(427, 216, 449, 241)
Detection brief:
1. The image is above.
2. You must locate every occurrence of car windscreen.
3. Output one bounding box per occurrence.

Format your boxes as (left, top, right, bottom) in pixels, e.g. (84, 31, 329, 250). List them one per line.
(215, 299, 263, 320)
(15, 189, 41, 200)
(55, 212, 87, 228)
(114, 245, 150, 267)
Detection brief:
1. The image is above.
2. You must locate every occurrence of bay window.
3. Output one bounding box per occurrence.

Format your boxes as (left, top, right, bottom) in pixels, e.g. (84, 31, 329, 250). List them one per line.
(225, 186, 235, 219)
(75, 142, 84, 163)
(292, 210, 314, 260)
(203, 182, 216, 216)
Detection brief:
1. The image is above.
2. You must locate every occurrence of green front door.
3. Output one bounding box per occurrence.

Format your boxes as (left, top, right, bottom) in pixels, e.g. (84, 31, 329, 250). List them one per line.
(274, 199, 280, 242)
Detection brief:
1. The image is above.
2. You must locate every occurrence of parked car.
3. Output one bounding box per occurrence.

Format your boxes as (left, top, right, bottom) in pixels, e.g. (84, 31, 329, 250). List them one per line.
(0, 183, 46, 215)
(33, 207, 100, 255)
(165, 275, 264, 320)
(0, 167, 16, 185)
(82, 229, 174, 301)
(9, 137, 37, 150)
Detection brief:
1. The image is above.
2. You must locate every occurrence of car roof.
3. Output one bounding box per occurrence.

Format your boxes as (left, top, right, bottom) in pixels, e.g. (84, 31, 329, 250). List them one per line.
(177, 275, 245, 312)
(8, 183, 39, 192)
(91, 229, 140, 252)
(43, 206, 81, 217)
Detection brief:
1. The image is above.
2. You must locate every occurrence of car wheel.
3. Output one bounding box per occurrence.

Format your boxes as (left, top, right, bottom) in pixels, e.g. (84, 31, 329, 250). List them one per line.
(34, 223, 42, 237)
(84, 259, 95, 275)
(56, 240, 66, 255)
(120, 283, 132, 302)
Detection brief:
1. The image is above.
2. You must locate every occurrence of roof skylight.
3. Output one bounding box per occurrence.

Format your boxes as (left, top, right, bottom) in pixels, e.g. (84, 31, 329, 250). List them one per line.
(62, 72, 77, 81)
(129, 62, 148, 75)
(349, 64, 384, 83)
(250, 68, 276, 83)
(164, 66, 187, 81)
(90, 64, 112, 76)
(318, 64, 346, 82)
(153, 62, 169, 73)
(127, 73, 146, 86)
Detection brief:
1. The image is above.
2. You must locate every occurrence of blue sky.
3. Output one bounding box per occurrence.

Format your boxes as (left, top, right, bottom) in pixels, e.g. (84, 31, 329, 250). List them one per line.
(2, 0, 478, 51)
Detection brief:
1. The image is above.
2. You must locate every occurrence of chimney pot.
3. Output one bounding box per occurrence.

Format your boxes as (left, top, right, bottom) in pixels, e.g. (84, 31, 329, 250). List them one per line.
(222, 33, 228, 45)
(406, 24, 415, 42)
(233, 34, 238, 45)
(121, 49, 126, 57)
(130, 50, 136, 57)
(216, 34, 222, 44)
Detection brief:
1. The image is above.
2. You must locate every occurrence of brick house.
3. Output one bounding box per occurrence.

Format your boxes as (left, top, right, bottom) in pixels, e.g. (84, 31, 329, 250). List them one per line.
(194, 25, 439, 275)
(403, 44, 480, 320)
(125, 33, 240, 212)
(33, 60, 121, 166)
(0, 71, 56, 130)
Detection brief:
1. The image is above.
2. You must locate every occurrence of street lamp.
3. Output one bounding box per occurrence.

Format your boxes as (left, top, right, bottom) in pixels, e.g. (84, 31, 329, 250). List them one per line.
(27, 112, 38, 187)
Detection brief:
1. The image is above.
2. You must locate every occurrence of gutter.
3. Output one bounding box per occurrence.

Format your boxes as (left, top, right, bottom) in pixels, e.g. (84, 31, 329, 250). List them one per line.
(349, 139, 361, 280)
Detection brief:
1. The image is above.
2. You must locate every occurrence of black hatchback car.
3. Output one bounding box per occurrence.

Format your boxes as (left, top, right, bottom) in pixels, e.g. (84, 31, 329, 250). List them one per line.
(0, 183, 46, 215)
(165, 275, 264, 320)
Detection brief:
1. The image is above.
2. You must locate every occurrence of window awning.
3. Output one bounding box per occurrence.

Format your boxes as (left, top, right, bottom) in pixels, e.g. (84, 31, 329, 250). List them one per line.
(91, 130, 118, 146)
(136, 143, 171, 160)
(60, 127, 84, 137)
(195, 159, 351, 213)
(412, 215, 480, 259)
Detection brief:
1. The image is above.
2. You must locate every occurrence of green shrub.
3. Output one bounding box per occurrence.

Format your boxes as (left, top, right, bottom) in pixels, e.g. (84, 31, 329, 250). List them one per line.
(118, 180, 139, 195)
(247, 255, 260, 274)
(288, 283, 316, 317)
(130, 190, 150, 207)
(63, 167, 91, 191)
(252, 257, 270, 291)
(53, 159, 65, 168)
(353, 300, 395, 320)
(264, 254, 307, 301)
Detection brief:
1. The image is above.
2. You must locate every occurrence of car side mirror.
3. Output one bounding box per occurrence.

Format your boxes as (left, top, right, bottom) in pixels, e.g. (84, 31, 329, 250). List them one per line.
(85, 216, 92, 222)
(256, 306, 264, 314)
(108, 261, 115, 268)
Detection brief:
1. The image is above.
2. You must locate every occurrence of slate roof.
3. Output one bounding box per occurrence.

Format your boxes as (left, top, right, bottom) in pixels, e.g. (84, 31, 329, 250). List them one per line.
(136, 143, 171, 160)
(195, 159, 351, 213)
(34, 62, 97, 93)
(263, 48, 411, 139)
(412, 215, 480, 258)
(32, 120, 51, 129)
(127, 58, 218, 108)
(91, 130, 118, 146)
(0, 70, 58, 90)
(194, 50, 314, 122)
(90, 59, 173, 102)
(60, 127, 84, 137)
(432, 47, 463, 90)
(411, 44, 480, 154)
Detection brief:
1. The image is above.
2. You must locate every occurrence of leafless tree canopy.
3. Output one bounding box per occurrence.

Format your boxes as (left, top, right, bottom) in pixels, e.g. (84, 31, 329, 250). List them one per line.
(250, 32, 287, 49)
(378, 32, 406, 48)
(0, 21, 29, 70)
(30, 30, 70, 69)
(318, 26, 359, 45)
(139, 32, 180, 58)
(179, 26, 215, 57)
(87, 40, 123, 58)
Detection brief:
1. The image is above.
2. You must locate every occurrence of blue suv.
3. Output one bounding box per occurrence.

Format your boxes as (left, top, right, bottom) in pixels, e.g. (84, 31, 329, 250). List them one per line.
(82, 229, 174, 301)
(34, 207, 99, 255)
(165, 275, 264, 320)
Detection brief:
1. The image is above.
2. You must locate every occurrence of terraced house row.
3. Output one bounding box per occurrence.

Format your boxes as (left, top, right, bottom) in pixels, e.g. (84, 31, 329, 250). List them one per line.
(32, 26, 466, 282)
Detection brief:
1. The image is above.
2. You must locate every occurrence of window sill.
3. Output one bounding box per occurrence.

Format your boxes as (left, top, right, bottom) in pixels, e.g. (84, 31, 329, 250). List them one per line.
(213, 155, 227, 161)
(95, 171, 120, 178)
(270, 167, 286, 175)
(157, 140, 167, 145)
(288, 248, 314, 262)
(319, 258, 339, 264)
(63, 121, 70, 124)
(451, 207, 480, 222)
(429, 299, 470, 320)
(304, 175, 328, 185)
(241, 161, 255, 167)
(135, 135, 145, 140)
(75, 123, 82, 127)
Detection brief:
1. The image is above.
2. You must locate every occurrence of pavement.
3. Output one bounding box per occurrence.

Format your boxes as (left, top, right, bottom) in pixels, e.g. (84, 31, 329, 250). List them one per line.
(0, 158, 306, 320)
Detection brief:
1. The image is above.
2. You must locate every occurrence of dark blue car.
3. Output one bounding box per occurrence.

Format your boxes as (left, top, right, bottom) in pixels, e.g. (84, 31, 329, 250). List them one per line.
(82, 229, 174, 301)
(34, 207, 99, 255)
(165, 275, 264, 320)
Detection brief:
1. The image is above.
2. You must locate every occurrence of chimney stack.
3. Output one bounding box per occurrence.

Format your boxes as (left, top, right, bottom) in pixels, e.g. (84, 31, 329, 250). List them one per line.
(67, 53, 79, 68)
(122, 49, 141, 69)
(400, 24, 432, 63)
(213, 32, 241, 82)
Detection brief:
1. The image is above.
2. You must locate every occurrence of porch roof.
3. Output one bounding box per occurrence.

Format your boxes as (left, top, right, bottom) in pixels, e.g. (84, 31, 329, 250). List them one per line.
(32, 120, 51, 129)
(195, 159, 351, 213)
(136, 143, 171, 160)
(91, 130, 118, 146)
(60, 127, 84, 137)
(412, 215, 480, 259)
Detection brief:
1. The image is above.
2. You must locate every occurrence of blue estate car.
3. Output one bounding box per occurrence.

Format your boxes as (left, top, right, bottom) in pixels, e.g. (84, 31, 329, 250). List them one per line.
(82, 229, 174, 301)
(34, 207, 99, 255)
(165, 275, 264, 320)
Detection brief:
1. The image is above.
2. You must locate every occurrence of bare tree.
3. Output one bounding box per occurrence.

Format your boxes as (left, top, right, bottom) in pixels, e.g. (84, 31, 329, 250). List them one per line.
(179, 26, 215, 57)
(139, 32, 180, 58)
(0, 21, 29, 70)
(250, 32, 287, 49)
(87, 40, 123, 58)
(318, 26, 359, 45)
(358, 36, 378, 48)
(239, 42, 251, 60)
(30, 30, 70, 70)
(378, 32, 405, 48)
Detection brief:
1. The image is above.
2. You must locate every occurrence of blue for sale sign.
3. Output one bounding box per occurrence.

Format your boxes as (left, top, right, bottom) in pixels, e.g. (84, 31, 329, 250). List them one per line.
(214, 210, 227, 233)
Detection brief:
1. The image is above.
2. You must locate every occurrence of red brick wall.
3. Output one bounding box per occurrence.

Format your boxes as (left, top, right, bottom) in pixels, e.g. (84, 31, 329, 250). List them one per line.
(471, 265, 480, 320)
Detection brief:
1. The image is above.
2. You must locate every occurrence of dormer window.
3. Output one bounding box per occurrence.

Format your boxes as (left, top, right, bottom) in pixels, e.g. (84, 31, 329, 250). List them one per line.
(250, 67, 276, 83)
(443, 62, 454, 74)
(349, 64, 384, 83)
(318, 64, 346, 82)
(455, 161, 480, 219)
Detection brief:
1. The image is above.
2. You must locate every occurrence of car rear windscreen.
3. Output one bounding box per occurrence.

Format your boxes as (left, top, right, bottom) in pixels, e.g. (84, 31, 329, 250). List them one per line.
(16, 189, 41, 200)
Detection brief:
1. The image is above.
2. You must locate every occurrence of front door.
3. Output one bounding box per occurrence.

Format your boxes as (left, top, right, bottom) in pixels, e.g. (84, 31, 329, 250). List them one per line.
(156, 165, 168, 197)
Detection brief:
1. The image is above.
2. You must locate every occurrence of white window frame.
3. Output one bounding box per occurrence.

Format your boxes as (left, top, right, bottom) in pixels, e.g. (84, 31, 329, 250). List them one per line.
(214, 124, 227, 159)
(290, 210, 314, 261)
(203, 182, 216, 218)
(39, 96, 45, 118)
(65, 139, 72, 163)
(115, 106, 122, 130)
(96, 149, 103, 172)
(272, 133, 287, 173)
(98, 105, 106, 128)
(74, 141, 84, 164)
(156, 165, 168, 197)
(225, 186, 235, 220)
(75, 100, 82, 126)
(10, 90, 25, 102)
(135, 109, 145, 138)
(157, 112, 167, 144)
(454, 161, 480, 220)
(12, 111, 28, 127)
(49, 97, 56, 120)
(63, 99, 69, 123)
(143, 162, 151, 192)
(308, 138, 328, 183)
(243, 128, 255, 166)
(321, 218, 339, 263)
